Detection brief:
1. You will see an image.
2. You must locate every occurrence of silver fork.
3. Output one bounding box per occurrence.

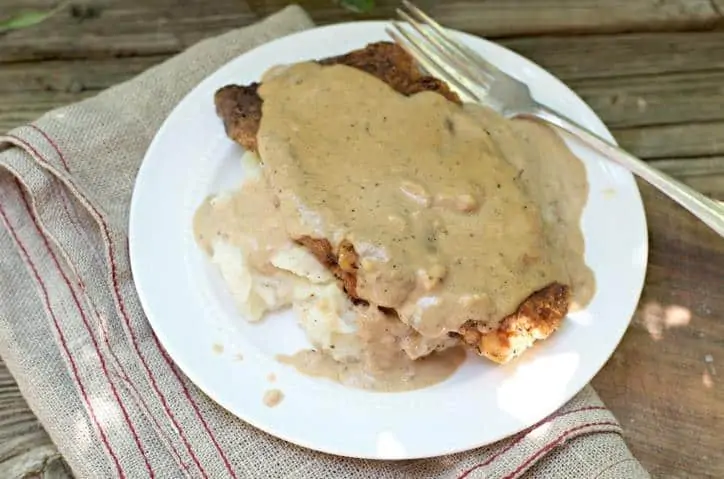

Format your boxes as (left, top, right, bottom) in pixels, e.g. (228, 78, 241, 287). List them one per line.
(388, 0, 724, 237)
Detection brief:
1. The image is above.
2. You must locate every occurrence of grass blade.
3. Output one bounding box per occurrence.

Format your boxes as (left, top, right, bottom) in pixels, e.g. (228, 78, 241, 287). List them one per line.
(0, 2, 66, 34)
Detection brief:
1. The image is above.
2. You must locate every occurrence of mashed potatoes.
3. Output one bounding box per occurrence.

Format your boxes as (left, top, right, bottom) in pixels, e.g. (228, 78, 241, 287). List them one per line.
(194, 153, 464, 391)
(203, 153, 364, 362)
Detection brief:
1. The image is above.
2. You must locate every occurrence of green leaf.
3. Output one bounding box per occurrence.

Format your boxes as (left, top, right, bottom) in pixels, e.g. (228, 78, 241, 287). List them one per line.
(339, 0, 376, 14)
(0, 3, 66, 34)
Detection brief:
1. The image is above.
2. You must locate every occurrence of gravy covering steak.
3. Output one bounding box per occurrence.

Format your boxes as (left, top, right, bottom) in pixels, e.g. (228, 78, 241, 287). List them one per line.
(214, 42, 460, 152)
(199, 42, 594, 389)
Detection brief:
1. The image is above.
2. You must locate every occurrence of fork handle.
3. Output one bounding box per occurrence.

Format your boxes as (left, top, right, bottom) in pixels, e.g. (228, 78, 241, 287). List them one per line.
(524, 105, 724, 237)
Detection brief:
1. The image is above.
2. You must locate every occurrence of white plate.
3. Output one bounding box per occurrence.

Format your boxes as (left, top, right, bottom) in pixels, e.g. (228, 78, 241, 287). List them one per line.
(129, 21, 648, 460)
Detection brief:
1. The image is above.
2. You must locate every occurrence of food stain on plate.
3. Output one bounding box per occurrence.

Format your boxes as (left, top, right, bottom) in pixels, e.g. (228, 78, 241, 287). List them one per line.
(602, 188, 617, 199)
(212, 342, 224, 354)
(234, 353, 244, 362)
(263, 389, 284, 407)
(267, 373, 276, 382)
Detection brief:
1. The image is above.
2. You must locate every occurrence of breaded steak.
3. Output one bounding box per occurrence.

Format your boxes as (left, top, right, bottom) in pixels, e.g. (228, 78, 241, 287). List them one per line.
(213, 41, 571, 364)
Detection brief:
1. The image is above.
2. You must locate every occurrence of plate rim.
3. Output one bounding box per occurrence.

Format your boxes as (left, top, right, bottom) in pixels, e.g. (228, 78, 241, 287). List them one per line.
(129, 20, 649, 460)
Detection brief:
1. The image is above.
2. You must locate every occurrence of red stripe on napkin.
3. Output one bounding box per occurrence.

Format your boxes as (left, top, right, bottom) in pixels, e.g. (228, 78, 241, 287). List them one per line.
(14, 156, 192, 475)
(503, 421, 620, 479)
(457, 406, 610, 479)
(14, 128, 232, 477)
(0, 196, 127, 478)
(15, 180, 156, 476)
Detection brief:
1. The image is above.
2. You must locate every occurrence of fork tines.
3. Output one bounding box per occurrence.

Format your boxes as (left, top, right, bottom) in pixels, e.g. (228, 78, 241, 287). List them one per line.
(387, 0, 492, 103)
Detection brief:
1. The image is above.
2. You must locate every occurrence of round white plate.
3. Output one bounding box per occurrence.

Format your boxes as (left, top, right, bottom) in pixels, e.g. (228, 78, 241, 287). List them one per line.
(129, 21, 648, 460)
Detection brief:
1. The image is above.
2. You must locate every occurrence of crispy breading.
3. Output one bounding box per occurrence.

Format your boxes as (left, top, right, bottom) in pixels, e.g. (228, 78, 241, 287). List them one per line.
(214, 42, 460, 152)
(294, 236, 359, 300)
(213, 41, 570, 363)
(454, 283, 570, 364)
(214, 83, 262, 153)
(295, 235, 569, 364)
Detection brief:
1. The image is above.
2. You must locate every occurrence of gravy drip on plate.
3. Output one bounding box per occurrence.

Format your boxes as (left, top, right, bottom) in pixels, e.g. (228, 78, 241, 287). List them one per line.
(263, 389, 284, 407)
(257, 62, 593, 338)
(278, 306, 465, 392)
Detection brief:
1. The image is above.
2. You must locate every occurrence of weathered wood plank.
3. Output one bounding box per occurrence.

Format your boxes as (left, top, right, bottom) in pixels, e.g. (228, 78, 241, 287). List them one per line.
(0, 57, 162, 133)
(2, 0, 724, 63)
(0, 57, 163, 94)
(5, 32, 724, 97)
(592, 179, 724, 479)
(248, 0, 723, 36)
(571, 71, 724, 128)
(0, 358, 71, 478)
(614, 121, 724, 159)
(649, 157, 724, 198)
(0, 91, 98, 133)
(501, 31, 724, 81)
(416, 0, 722, 37)
(0, 0, 257, 63)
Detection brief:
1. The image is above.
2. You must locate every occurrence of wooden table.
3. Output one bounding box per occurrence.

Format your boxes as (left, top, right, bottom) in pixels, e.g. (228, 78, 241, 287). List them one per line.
(1, 1, 722, 477)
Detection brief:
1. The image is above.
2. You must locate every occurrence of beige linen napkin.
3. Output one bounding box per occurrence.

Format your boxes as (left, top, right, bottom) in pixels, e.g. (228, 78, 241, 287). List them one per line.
(0, 5, 649, 478)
